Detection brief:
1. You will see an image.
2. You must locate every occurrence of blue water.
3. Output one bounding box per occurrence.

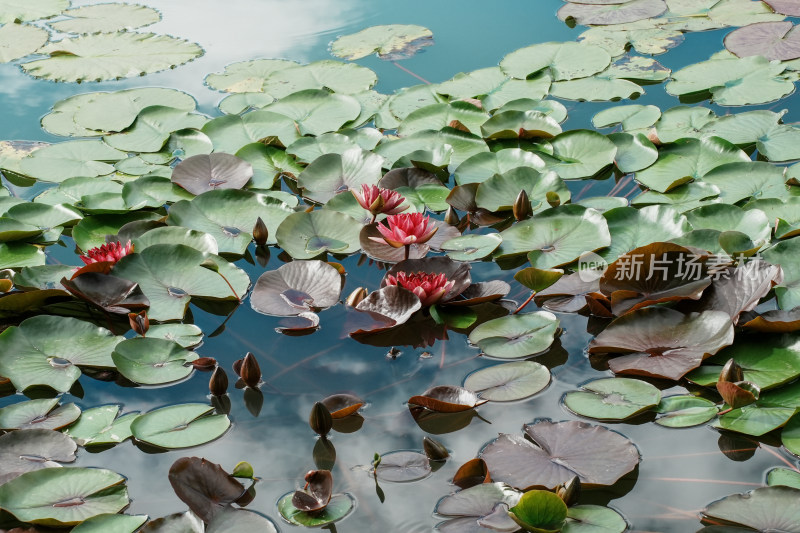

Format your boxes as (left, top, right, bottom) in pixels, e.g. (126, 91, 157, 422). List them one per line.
(0, 1, 797, 532)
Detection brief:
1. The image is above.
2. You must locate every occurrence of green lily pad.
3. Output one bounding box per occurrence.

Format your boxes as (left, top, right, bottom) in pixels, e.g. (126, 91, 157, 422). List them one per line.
(468, 312, 559, 359)
(277, 492, 354, 527)
(21, 32, 203, 83)
(297, 147, 383, 203)
(549, 73, 644, 102)
(389, 84, 447, 120)
(701, 486, 800, 531)
(464, 361, 550, 402)
(495, 204, 611, 268)
(218, 92, 275, 114)
(275, 209, 362, 260)
(63, 405, 138, 446)
(441, 233, 502, 261)
(475, 167, 568, 213)
(608, 132, 658, 173)
(146, 323, 203, 348)
(131, 403, 230, 449)
(71, 513, 148, 533)
(501, 41, 611, 81)
(635, 137, 750, 193)
(558, 0, 667, 25)
(666, 54, 795, 106)
(0, 467, 129, 526)
(167, 190, 294, 254)
(0, 398, 80, 430)
(264, 89, 361, 136)
(767, 467, 800, 489)
(401, 101, 490, 137)
(103, 106, 207, 153)
(0, 242, 45, 268)
(654, 106, 716, 143)
(122, 175, 194, 210)
(437, 67, 552, 111)
(134, 226, 218, 254)
(543, 130, 617, 180)
(563, 505, 627, 533)
(0, 315, 122, 392)
(331, 24, 433, 60)
(481, 110, 562, 140)
(632, 182, 721, 213)
(579, 25, 683, 56)
(701, 161, 794, 204)
(653, 395, 719, 428)
(113, 244, 249, 321)
(564, 377, 661, 421)
(202, 111, 300, 152)
(112, 337, 197, 385)
(72, 211, 163, 251)
(454, 149, 546, 185)
(0, 23, 48, 63)
(19, 140, 126, 183)
(0, 0, 68, 23)
(49, 3, 160, 33)
(205, 58, 298, 92)
(764, 238, 800, 310)
(236, 143, 304, 188)
(260, 60, 377, 98)
(782, 414, 800, 456)
(375, 129, 488, 171)
(510, 490, 568, 532)
(73, 87, 197, 133)
(593, 104, 661, 131)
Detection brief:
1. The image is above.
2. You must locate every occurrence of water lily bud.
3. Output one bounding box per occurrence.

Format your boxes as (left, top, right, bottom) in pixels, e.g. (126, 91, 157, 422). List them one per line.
(240, 352, 261, 388)
(232, 461, 255, 479)
(423, 436, 449, 461)
(128, 310, 149, 336)
(513, 190, 532, 221)
(209, 367, 228, 396)
(309, 401, 333, 437)
(253, 217, 268, 246)
(719, 358, 744, 383)
(444, 206, 460, 226)
(556, 476, 581, 506)
(546, 191, 561, 208)
(345, 287, 368, 307)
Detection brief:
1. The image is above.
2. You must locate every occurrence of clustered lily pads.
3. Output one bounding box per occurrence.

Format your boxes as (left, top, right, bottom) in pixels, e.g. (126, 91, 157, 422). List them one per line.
(1, 0, 800, 530)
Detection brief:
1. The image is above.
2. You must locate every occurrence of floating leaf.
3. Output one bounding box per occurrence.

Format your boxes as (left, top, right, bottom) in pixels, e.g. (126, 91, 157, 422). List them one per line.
(452, 458, 492, 490)
(454, 148, 546, 186)
(207, 507, 278, 533)
(172, 153, 253, 196)
(276, 210, 362, 260)
(70, 513, 148, 533)
(62, 405, 138, 446)
(563, 505, 627, 533)
(49, 3, 160, 34)
(725, 21, 800, 60)
(0, 467, 129, 526)
(0, 0, 68, 23)
(0, 398, 80, 431)
(331, 24, 433, 60)
(441, 233, 503, 262)
(321, 393, 364, 418)
(265, 89, 361, 136)
(469, 312, 559, 360)
(297, 147, 383, 204)
(437, 67, 552, 112)
(19, 140, 126, 183)
(653, 395, 718, 428)
(0, 23, 48, 63)
(409, 385, 485, 413)
(0, 429, 76, 485)
(251, 260, 342, 317)
(564, 378, 661, 421)
(501, 42, 610, 81)
(767, 467, 800, 489)
(21, 32, 203, 83)
(434, 482, 522, 533)
(0, 315, 121, 392)
(168, 457, 245, 523)
(463, 361, 550, 402)
(277, 492, 354, 527)
(783, 414, 800, 456)
(701, 486, 800, 532)
(558, 0, 667, 25)
(480, 420, 640, 489)
(131, 403, 230, 449)
(509, 490, 568, 533)
(112, 337, 197, 385)
(375, 451, 432, 482)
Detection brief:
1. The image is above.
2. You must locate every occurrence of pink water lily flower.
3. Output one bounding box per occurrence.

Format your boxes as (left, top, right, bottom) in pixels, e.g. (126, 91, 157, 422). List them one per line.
(80, 241, 134, 265)
(372, 213, 438, 248)
(385, 271, 455, 306)
(353, 185, 408, 218)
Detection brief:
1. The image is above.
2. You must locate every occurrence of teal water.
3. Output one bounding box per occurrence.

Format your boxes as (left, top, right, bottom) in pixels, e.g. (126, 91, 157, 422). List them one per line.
(0, 1, 797, 532)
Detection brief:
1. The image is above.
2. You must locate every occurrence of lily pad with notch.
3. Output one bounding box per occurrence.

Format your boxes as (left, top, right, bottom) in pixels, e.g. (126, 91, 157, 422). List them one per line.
(469, 312, 560, 360)
(62, 404, 138, 446)
(563, 377, 661, 421)
(0, 429, 77, 485)
(251, 260, 343, 317)
(112, 337, 198, 385)
(464, 361, 551, 402)
(172, 153, 254, 196)
(130, 403, 230, 449)
(168, 457, 246, 523)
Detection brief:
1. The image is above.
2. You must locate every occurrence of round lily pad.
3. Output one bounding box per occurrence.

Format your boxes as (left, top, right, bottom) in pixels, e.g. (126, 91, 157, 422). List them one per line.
(0, 398, 81, 431)
(0, 0, 68, 23)
(468, 312, 559, 359)
(0, 315, 122, 393)
(49, 3, 160, 34)
(564, 505, 628, 533)
(70, 513, 148, 533)
(654, 395, 718, 428)
(131, 403, 230, 449)
(0, 23, 48, 63)
(725, 21, 800, 61)
(375, 450, 433, 482)
(21, 32, 203, 83)
(251, 260, 343, 317)
(0, 429, 77, 484)
(331, 24, 433, 60)
(441, 233, 502, 262)
(510, 489, 567, 532)
(767, 467, 800, 489)
(701, 486, 800, 532)
(172, 153, 254, 196)
(464, 361, 551, 402)
(501, 41, 610, 81)
(564, 377, 661, 421)
(275, 209, 362, 260)
(0, 467, 129, 527)
(558, 0, 667, 25)
(277, 492, 354, 527)
(62, 405, 138, 446)
(265, 89, 361, 137)
(112, 337, 197, 385)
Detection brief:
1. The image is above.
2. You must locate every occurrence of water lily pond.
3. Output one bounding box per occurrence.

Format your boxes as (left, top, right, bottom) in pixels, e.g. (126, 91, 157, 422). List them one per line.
(2, 0, 800, 531)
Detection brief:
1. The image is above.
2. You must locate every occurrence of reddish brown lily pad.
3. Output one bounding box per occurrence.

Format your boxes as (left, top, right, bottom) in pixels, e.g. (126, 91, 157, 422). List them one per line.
(251, 260, 343, 317)
(321, 394, 364, 419)
(408, 385, 487, 413)
(61, 273, 149, 314)
(588, 308, 734, 380)
(292, 470, 332, 512)
(452, 457, 492, 489)
(534, 272, 602, 314)
(352, 285, 422, 332)
(168, 457, 246, 523)
(599, 242, 711, 316)
(742, 308, 800, 332)
(479, 419, 640, 490)
(725, 21, 800, 61)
